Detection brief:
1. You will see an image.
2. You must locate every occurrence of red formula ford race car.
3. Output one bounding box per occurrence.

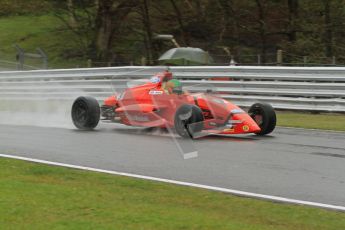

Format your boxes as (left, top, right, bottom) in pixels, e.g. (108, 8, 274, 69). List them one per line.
(71, 70, 276, 138)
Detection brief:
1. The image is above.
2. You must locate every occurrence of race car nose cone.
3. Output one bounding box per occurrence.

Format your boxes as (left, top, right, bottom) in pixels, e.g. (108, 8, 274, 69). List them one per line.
(235, 114, 261, 133)
(230, 113, 261, 133)
(241, 119, 261, 133)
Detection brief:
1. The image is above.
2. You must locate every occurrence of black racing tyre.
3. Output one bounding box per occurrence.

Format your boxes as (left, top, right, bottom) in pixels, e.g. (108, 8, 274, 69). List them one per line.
(174, 104, 204, 138)
(248, 103, 276, 135)
(71, 96, 100, 130)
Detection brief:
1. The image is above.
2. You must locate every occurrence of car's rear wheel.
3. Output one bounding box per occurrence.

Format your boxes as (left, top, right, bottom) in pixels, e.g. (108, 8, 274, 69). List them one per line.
(248, 103, 276, 135)
(72, 96, 100, 130)
(174, 104, 204, 138)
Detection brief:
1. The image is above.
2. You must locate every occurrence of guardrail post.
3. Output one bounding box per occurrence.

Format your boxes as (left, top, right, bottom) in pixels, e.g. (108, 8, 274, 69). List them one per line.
(13, 44, 48, 69)
(230, 55, 236, 66)
(141, 57, 146, 66)
(87, 59, 92, 68)
(257, 54, 261, 65)
(277, 49, 283, 66)
(13, 44, 24, 70)
(303, 56, 308, 66)
(36, 48, 48, 69)
(332, 56, 336, 65)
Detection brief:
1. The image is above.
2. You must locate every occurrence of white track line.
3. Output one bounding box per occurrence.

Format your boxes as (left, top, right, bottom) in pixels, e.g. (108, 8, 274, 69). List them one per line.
(278, 126, 345, 134)
(1, 153, 344, 212)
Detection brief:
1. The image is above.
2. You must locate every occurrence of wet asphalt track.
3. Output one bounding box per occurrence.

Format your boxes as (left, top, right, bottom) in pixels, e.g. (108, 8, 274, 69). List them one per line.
(1, 123, 344, 207)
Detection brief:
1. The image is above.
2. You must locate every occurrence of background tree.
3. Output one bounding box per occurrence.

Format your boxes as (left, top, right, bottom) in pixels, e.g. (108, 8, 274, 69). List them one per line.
(47, 0, 345, 65)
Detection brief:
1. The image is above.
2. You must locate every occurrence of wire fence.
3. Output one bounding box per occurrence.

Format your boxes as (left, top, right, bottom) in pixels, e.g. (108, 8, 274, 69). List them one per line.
(0, 59, 41, 71)
(113, 52, 342, 67)
(1, 50, 344, 69)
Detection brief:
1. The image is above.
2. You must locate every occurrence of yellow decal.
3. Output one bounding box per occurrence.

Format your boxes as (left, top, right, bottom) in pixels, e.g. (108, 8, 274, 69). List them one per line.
(242, 125, 249, 132)
(223, 128, 235, 132)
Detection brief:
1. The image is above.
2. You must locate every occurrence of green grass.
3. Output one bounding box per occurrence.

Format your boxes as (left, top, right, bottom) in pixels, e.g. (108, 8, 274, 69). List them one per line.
(0, 14, 86, 69)
(277, 111, 345, 131)
(0, 157, 344, 229)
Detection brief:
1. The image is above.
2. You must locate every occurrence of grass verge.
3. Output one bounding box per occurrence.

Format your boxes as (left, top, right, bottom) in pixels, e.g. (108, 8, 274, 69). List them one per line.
(277, 111, 345, 132)
(0, 14, 85, 69)
(0, 157, 344, 229)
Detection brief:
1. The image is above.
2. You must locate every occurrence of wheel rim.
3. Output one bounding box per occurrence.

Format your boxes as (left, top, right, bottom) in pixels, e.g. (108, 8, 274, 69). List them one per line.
(176, 109, 193, 136)
(251, 108, 264, 127)
(73, 100, 88, 125)
(254, 114, 263, 125)
(178, 110, 192, 121)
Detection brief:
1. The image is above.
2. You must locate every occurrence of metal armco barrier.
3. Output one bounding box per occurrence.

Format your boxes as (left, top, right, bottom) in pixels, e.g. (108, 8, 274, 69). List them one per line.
(0, 66, 345, 112)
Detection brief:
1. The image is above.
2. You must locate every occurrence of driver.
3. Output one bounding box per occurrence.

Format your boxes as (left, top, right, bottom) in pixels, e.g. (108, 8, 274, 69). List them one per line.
(162, 79, 182, 94)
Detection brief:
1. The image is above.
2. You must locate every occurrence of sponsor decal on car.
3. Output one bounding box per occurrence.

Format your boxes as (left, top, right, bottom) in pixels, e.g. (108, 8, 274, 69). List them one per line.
(150, 76, 160, 83)
(149, 90, 163, 95)
(242, 125, 250, 132)
(209, 122, 217, 126)
(231, 109, 245, 114)
(223, 128, 235, 132)
(128, 115, 150, 122)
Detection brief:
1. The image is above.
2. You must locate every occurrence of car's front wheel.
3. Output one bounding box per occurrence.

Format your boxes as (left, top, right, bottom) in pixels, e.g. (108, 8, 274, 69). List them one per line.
(71, 96, 100, 130)
(248, 103, 276, 135)
(174, 104, 204, 138)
